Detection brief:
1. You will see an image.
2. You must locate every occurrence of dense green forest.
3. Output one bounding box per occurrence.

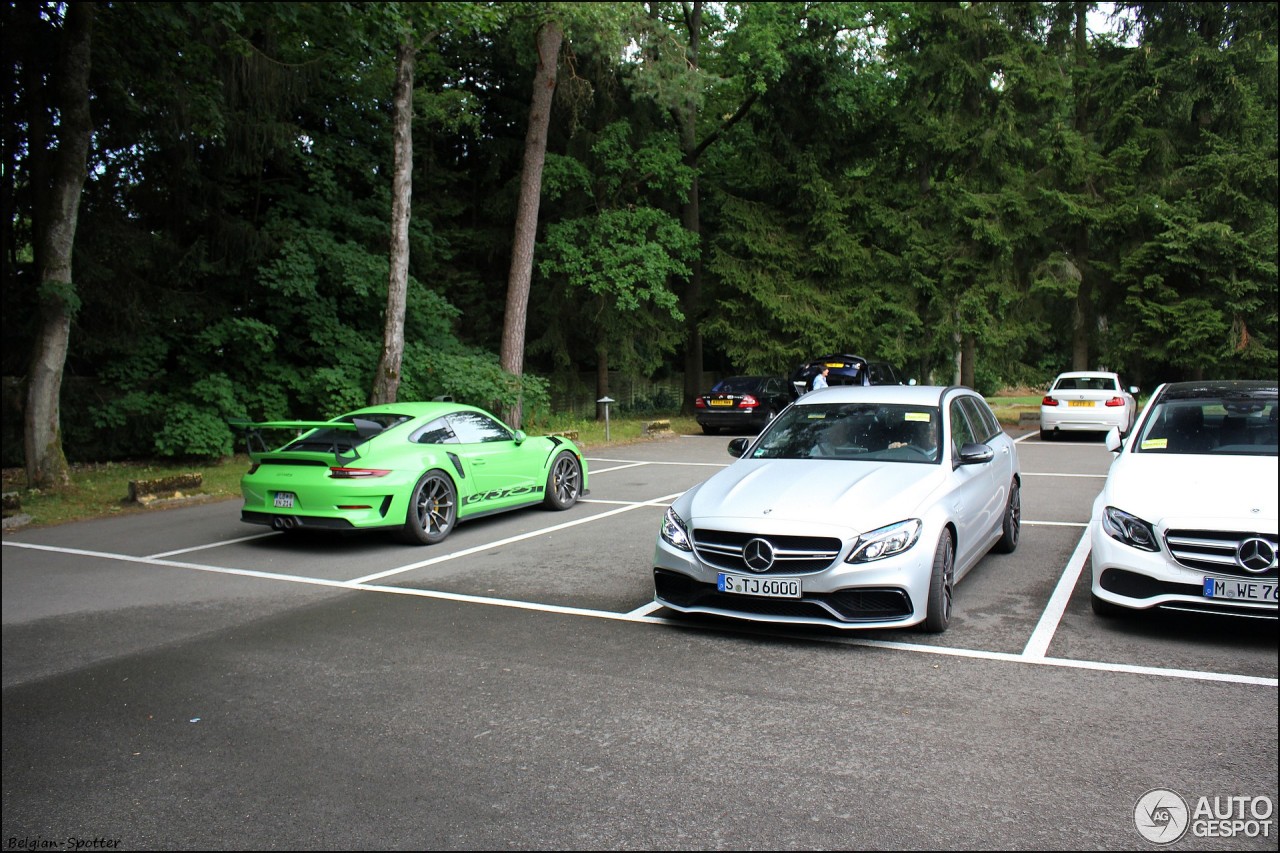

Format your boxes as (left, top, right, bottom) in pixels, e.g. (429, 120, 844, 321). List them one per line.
(3, 1, 1276, 476)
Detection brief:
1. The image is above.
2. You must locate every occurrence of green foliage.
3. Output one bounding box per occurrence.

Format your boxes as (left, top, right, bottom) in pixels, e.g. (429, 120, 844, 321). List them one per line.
(3, 1, 1277, 466)
(541, 208, 694, 314)
(153, 402, 237, 459)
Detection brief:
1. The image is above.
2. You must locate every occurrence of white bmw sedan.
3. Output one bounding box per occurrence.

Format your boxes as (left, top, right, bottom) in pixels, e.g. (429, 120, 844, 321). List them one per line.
(1040, 370, 1139, 440)
(1090, 380, 1278, 619)
(653, 385, 1021, 633)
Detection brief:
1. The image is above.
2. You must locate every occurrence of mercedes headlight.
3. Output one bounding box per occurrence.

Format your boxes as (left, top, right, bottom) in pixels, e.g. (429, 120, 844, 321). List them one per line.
(1101, 506, 1160, 552)
(660, 507, 693, 552)
(847, 519, 922, 563)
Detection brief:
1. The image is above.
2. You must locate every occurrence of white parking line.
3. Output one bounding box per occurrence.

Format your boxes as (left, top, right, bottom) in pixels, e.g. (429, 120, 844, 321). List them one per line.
(4, 537, 1273, 688)
(587, 457, 730, 468)
(583, 461, 652, 474)
(148, 532, 278, 559)
(348, 492, 685, 584)
(1023, 526, 1093, 659)
(1024, 520, 1087, 527)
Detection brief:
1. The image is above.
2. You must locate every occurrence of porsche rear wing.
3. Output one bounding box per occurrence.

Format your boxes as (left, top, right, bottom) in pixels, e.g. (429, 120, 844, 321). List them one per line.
(228, 417, 385, 465)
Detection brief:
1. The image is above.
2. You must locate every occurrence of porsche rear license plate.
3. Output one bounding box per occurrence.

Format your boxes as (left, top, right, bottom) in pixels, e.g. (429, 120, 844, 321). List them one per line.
(709, 399, 733, 406)
(274, 492, 296, 509)
(718, 574, 800, 598)
(1203, 578, 1277, 603)
(1068, 400, 1093, 407)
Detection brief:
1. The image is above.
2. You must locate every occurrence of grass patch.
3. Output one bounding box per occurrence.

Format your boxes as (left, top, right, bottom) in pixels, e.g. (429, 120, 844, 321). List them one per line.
(985, 395, 1042, 424)
(3, 457, 249, 529)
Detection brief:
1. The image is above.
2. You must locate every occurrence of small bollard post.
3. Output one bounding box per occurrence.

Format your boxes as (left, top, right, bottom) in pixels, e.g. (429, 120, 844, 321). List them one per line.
(597, 396, 615, 442)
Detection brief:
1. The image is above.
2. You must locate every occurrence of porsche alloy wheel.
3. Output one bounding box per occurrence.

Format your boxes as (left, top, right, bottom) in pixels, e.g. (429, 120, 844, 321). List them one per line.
(402, 471, 457, 545)
(543, 451, 582, 510)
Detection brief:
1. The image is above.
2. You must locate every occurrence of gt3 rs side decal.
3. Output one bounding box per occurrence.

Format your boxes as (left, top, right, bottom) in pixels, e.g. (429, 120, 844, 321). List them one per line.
(462, 484, 545, 506)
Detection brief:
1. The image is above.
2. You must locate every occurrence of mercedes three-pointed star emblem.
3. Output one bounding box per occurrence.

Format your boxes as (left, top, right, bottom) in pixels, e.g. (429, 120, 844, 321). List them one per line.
(742, 538, 775, 573)
(1237, 537, 1278, 574)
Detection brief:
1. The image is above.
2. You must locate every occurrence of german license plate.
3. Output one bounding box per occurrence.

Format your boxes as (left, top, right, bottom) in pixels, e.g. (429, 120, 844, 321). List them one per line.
(718, 573, 801, 598)
(1068, 400, 1093, 407)
(709, 399, 733, 407)
(274, 492, 296, 509)
(1203, 577, 1278, 603)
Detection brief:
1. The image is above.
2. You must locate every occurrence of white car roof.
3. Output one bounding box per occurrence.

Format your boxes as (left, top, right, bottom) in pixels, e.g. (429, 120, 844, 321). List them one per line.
(1054, 370, 1119, 379)
(794, 385, 962, 406)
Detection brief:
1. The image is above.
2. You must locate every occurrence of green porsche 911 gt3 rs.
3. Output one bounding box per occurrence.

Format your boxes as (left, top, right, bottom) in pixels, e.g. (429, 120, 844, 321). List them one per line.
(231, 402, 587, 545)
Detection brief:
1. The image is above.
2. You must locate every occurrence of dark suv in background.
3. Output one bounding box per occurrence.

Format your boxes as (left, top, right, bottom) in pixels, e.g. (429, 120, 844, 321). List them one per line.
(788, 354, 910, 398)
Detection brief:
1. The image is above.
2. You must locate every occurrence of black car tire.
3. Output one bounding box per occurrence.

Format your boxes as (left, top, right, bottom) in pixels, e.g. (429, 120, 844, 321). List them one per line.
(924, 529, 955, 633)
(1039, 427, 1053, 441)
(701, 425, 720, 435)
(992, 480, 1021, 554)
(400, 470, 457, 545)
(543, 451, 582, 510)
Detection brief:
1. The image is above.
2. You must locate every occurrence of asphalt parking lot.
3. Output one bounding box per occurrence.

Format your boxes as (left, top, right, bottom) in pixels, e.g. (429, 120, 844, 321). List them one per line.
(3, 431, 1276, 850)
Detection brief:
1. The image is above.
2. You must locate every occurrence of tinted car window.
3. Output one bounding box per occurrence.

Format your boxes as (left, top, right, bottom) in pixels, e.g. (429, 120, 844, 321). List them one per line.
(959, 396, 1000, 443)
(714, 377, 760, 394)
(749, 403, 940, 463)
(868, 363, 901, 385)
(412, 417, 458, 445)
(285, 414, 410, 453)
(948, 398, 977, 454)
(447, 411, 513, 444)
(1134, 396, 1277, 455)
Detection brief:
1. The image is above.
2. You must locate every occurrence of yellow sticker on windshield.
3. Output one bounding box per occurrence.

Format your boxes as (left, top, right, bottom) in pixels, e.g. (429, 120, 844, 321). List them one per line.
(905, 412, 931, 422)
(1141, 438, 1167, 450)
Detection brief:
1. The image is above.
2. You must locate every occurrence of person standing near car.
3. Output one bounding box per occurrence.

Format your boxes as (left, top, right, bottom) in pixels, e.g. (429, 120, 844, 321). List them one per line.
(810, 366, 829, 392)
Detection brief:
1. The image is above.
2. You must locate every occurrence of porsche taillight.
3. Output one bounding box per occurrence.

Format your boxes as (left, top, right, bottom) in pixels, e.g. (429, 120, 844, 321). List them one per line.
(328, 467, 392, 479)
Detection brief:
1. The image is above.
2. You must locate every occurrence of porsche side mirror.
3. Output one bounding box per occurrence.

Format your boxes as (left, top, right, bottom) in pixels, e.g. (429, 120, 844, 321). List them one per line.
(513, 429, 527, 445)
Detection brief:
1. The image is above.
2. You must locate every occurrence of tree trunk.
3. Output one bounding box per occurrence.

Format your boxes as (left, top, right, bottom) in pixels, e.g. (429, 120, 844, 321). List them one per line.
(680, 167, 703, 416)
(1069, 2, 1092, 373)
(1071, 276, 1093, 370)
(24, 2, 93, 490)
(952, 330, 963, 387)
(500, 19, 562, 429)
(677, 2, 704, 417)
(961, 332, 976, 389)
(370, 34, 415, 406)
